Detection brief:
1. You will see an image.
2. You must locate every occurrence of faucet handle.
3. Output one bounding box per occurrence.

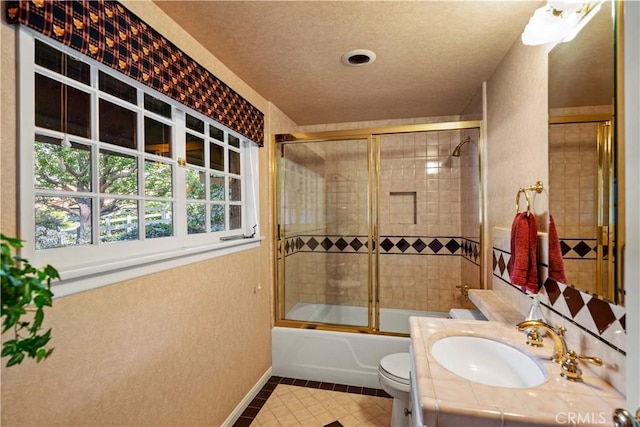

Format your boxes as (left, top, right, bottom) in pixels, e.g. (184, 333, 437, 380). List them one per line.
(578, 354, 603, 366)
(560, 350, 583, 381)
(561, 350, 604, 381)
(525, 327, 544, 347)
(456, 284, 469, 300)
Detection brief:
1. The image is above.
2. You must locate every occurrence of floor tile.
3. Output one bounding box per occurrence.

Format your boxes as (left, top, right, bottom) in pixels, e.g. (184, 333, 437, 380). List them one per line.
(233, 376, 392, 427)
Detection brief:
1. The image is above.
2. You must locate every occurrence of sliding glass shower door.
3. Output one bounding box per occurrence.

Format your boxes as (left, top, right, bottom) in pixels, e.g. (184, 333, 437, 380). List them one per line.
(274, 122, 482, 334)
(276, 137, 373, 329)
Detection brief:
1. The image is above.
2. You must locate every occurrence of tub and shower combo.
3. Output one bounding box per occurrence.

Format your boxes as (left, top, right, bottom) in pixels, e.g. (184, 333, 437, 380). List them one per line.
(272, 121, 484, 389)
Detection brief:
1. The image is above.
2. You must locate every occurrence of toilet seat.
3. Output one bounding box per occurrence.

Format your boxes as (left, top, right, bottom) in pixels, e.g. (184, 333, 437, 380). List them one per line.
(379, 353, 410, 386)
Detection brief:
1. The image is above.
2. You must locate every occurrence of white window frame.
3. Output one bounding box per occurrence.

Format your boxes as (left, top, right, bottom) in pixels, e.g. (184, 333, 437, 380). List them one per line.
(18, 28, 262, 298)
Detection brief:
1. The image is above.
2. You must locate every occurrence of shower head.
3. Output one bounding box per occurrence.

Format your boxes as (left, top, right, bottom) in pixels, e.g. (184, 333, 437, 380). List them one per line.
(452, 137, 471, 157)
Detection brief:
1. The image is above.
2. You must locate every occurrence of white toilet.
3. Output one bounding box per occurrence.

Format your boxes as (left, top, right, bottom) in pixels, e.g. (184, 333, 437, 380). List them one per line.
(378, 352, 411, 427)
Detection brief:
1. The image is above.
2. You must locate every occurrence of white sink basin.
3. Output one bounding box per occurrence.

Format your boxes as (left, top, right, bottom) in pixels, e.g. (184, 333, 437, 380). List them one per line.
(430, 335, 546, 388)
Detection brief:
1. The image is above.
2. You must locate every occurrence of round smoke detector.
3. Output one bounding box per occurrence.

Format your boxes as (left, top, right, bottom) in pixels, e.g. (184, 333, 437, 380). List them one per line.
(341, 49, 376, 67)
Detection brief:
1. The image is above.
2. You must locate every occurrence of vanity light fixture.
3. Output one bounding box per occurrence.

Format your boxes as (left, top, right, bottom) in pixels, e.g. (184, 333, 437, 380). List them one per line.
(521, 0, 604, 46)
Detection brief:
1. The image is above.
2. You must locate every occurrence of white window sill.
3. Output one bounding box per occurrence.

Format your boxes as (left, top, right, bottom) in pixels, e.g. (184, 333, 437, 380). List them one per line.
(52, 236, 265, 299)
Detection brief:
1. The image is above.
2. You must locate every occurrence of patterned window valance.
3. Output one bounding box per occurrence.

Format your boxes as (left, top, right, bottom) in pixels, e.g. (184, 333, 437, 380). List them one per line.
(6, 0, 265, 145)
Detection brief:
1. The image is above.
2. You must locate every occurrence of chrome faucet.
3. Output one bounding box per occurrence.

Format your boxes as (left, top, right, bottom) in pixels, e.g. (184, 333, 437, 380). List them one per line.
(516, 319, 603, 381)
(516, 320, 567, 363)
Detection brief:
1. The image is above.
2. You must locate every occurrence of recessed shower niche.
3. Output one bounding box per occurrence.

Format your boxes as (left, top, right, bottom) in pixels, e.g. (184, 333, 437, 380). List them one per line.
(389, 192, 417, 225)
(274, 122, 483, 334)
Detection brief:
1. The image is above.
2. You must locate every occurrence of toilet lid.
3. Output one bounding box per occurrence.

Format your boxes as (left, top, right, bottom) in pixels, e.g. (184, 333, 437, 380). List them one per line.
(380, 353, 410, 385)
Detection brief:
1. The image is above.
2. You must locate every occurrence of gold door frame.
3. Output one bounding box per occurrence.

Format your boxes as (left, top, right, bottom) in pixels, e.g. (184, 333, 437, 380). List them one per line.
(272, 120, 484, 335)
(549, 115, 616, 301)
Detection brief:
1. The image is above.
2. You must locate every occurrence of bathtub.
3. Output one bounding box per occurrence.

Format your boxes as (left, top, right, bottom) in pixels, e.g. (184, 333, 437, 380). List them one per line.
(272, 304, 449, 389)
(285, 302, 448, 334)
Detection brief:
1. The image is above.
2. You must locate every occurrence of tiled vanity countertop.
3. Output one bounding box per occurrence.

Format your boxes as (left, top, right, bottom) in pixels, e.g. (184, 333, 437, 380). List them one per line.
(409, 316, 625, 426)
(467, 289, 524, 325)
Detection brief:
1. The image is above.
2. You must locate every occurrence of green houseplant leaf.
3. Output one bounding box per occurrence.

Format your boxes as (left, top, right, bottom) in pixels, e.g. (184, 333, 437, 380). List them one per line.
(1, 233, 58, 367)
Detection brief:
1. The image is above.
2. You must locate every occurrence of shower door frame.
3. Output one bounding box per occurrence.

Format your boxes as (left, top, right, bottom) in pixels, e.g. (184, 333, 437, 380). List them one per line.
(273, 120, 484, 336)
(549, 114, 616, 301)
(274, 134, 377, 333)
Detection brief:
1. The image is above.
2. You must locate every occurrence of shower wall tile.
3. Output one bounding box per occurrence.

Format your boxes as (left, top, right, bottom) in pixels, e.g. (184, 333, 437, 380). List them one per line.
(549, 121, 599, 294)
(379, 130, 475, 312)
(280, 125, 481, 316)
(378, 254, 461, 312)
(281, 233, 477, 312)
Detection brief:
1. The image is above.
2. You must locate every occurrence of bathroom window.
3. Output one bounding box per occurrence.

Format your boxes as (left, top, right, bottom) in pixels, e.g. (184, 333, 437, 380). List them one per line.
(19, 30, 260, 294)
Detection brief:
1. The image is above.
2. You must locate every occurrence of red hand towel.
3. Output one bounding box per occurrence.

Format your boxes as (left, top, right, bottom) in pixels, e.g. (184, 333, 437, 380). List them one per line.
(548, 215, 568, 283)
(508, 212, 539, 293)
(525, 213, 539, 292)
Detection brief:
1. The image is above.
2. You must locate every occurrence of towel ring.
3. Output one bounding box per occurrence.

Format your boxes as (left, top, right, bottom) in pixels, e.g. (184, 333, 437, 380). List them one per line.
(515, 181, 544, 216)
(516, 188, 532, 215)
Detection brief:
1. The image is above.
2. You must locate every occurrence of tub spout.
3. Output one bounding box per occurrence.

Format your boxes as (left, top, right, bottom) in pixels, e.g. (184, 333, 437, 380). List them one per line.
(516, 320, 567, 363)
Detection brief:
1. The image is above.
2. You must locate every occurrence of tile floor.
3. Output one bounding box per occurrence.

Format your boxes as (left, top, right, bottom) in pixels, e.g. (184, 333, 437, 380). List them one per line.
(233, 376, 393, 427)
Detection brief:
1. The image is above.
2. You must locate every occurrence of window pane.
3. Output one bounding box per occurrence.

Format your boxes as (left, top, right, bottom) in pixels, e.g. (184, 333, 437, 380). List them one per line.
(144, 94, 171, 118)
(35, 40, 90, 85)
(209, 125, 224, 141)
(229, 135, 240, 148)
(229, 177, 241, 202)
(186, 114, 204, 133)
(66, 56, 91, 85)
(35, 196, 92, 249)
(229, 205, 242, 230)
(186, 169, 205, 200)
(144, 117, 172, 158)
(210, 142, 224, 171)
(144, 160, 173, 197)
(145, 202, 173, 238)
(100, 199, 139, 242)
(99, 99, 137, 149)
(66, 85, 91, 138)
(99, 150, 138, 195)
(35, 135, 91, 192)
(210, 173, 225, 201)
(185, 133, 204, 167)
(187, 203, 206, 234)
(35, 75, 90, 137)
(211, 204, 225, 232)
(35, 40, 62, 74)
(229, 150, 241, 175)
(35, 74, 62, 132)
(99, 71, 137, 104)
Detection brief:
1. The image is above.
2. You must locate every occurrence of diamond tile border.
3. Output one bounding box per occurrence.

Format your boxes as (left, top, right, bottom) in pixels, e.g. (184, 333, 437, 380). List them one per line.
(232, 376, 390, 427)
(560, 238, 598, 259)
(461, 238, 480, 265)
(492, 246, 626, 354)
(492, 248, 511, 284)
(279, 235, 464, 257)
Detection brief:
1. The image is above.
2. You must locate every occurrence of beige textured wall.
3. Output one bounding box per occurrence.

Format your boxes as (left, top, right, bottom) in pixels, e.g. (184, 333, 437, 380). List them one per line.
(485, 38, 550, 287)
(1, 15, 17, 235)
(1, 252, 270, 426)
(0, 1, 288, 425)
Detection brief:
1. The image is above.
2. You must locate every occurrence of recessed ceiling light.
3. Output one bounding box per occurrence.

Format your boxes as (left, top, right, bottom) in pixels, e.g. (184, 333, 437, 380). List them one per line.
(341, 49, 376, 67)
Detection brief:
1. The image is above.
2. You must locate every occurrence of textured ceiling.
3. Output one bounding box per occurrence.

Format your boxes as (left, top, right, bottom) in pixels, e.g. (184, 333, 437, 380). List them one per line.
(154, 1, 543, 125)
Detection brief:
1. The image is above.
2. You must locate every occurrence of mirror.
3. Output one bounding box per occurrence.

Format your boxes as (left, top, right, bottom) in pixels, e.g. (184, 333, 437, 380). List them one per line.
(547, 1, 620, 304)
